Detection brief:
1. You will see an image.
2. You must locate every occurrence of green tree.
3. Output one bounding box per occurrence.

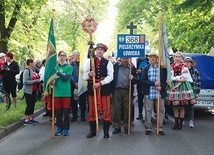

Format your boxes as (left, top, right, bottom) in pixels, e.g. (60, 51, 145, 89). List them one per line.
(0, 0, 109, 64)
(167, 0, 214, 53)
(115, 0, 214, 53)
(54, 0, 109, 52)
(0, 0, 48, 54)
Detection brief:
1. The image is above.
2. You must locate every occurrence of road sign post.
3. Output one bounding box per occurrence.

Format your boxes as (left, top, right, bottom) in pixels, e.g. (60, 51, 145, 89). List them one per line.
(117, 34, 146, 58)
(126, 21, 137, 35)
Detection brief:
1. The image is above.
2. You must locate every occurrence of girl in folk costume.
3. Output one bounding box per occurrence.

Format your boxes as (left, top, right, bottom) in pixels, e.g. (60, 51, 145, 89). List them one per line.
(168, 51, 195, 130)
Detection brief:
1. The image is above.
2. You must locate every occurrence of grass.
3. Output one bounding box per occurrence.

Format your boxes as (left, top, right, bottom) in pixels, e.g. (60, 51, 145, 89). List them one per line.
(0, 91, 45, 129)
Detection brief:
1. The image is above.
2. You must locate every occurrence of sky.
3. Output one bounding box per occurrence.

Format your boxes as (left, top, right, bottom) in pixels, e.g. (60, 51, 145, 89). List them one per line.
(95, 0, 119, 45)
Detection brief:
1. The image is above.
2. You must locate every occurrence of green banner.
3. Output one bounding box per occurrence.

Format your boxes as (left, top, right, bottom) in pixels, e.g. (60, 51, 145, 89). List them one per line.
(44, 18, 57, 92)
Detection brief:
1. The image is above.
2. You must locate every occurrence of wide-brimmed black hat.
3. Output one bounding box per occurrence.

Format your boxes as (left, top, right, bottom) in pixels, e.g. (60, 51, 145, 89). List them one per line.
(95, 43, 108, 52)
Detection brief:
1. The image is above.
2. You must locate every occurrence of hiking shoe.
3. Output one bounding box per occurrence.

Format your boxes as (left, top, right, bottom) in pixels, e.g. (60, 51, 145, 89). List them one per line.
(30, 119, 39, 124)
(159, 129, 165, 135)
(63, 129, 69, 136)
(55, 128, 63, 136)
(112, 128, 121, 134)
(145, 130, 151, 135)
(165, 113, 169, 119)
(43, 113, 49, 117)
(81, 118, 86, 122)
(182, 120, 185, 127)
(71, 118, 77, 122)
(136, 114, 143, 120)
(189, 120, 194, 128)
(24, 121, 35, 126)
(131, 121, 134, 126)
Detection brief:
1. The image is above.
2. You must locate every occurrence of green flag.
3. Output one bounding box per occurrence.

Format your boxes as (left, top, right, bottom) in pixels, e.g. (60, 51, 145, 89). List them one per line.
(44, 18, 57, 92)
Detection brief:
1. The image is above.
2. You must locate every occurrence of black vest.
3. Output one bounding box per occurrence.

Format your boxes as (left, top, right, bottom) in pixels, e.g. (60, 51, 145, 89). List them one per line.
(87, 57, 111, 96)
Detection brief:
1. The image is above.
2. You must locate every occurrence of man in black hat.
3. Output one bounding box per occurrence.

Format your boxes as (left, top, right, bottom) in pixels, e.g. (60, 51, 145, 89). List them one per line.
(83, 43, 113, 138)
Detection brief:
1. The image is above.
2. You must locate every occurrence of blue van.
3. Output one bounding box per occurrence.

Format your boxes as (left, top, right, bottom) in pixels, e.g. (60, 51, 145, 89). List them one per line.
(185, 54, 214, 113)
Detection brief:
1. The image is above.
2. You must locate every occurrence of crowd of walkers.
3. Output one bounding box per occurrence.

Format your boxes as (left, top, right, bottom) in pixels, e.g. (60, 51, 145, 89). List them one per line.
(0, 52, 45, 125)
(0, 44, 201, 138)
(42, 43, 200, 138)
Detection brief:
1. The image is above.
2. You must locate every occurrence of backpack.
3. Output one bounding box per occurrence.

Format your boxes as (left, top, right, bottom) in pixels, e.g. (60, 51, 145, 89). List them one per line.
(18, 68, 30, 90)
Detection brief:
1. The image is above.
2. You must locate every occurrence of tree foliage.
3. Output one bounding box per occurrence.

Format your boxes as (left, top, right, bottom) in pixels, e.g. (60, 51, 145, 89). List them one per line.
(0, 0, 48, 62)
(115, 0, 214, 53)
(53, 0, 109, 52)
(0, 0, 109, 64)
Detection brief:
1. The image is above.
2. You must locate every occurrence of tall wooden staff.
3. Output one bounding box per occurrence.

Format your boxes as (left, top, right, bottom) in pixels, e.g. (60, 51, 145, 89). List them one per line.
(51, 85, 55, 138)
(44, 8, 57, 139)
(81, 15, 99, 131)
(156, 8, 163, 135)
(128, 58, 132, 135)
(126, 22, 137, 135)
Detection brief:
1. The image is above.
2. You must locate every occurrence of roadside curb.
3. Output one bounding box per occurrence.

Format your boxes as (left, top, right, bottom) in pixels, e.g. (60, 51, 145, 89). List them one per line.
(0, 107, 45, 140)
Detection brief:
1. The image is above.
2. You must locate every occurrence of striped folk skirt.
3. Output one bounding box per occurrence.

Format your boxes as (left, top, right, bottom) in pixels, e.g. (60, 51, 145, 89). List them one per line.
(167, 81, 195, 106)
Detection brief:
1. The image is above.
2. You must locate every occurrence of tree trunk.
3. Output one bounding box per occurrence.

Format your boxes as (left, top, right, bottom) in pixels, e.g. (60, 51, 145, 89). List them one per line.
(0, 1, 22, 53)
(0, 26, 8, 52)
(0, 40, 8, 53)
(0, 1, 8, 53)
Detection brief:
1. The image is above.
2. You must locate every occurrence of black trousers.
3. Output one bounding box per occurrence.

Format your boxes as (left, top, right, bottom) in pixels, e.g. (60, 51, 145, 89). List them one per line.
(137, 80, 144, 115)
(55, 108, 70, 129)
(71, 92, 87, 119)
(24, 91, 37, 115)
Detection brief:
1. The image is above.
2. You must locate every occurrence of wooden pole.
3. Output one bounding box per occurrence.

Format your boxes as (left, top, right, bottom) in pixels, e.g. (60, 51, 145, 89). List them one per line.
(156, 79, 161, 135)
(156, 10, 163, 136)
(50, 1, 56, 140)
(89, 34, 99, 131)
(128, 58, 132, 135)
(51, 85, 55, 139)
(126, 22, 137, 135)
(91, 57, 99, 131)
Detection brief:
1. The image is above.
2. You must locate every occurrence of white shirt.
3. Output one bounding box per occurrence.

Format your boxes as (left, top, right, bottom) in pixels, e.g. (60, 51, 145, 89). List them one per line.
(171, 66, 193, 82)
(83, 58, 114, 85)
(39, 66, 45, 81)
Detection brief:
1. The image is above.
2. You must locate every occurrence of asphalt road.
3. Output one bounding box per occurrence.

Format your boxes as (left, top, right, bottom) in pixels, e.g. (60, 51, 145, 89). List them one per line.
(0, 105, 213, 155)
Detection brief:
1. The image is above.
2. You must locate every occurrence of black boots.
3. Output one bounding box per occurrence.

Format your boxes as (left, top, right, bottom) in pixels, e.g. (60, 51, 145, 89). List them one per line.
(86, 121, 111, 138)
(86, 121, 96, 138)
(172, 117, 183, 130)
(177, 118, 183, 130)
(103, 121, 111, 138)
(172, 117, 179, 130)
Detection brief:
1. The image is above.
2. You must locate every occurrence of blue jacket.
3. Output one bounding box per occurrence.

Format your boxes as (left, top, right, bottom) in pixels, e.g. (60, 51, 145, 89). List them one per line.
(141, 64, 167, 99)
(71, 61, 79, 85)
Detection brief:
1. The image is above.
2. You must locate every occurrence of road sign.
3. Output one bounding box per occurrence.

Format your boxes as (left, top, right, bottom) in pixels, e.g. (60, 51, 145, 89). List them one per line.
(117, 34, 145, 58)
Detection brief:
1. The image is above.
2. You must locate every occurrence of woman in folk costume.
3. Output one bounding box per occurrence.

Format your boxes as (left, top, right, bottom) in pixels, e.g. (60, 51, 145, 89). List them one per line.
(168, 51, 195, 130)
